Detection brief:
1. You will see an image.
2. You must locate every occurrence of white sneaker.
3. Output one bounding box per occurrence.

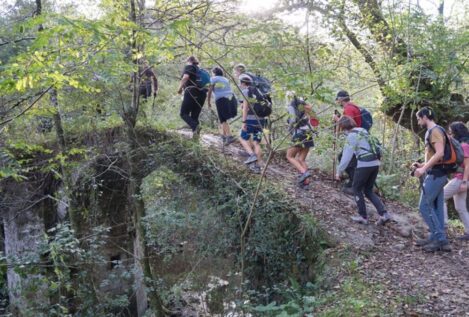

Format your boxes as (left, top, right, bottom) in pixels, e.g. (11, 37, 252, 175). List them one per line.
(351, 215, 368, 224)
(244, 154, 258, 165)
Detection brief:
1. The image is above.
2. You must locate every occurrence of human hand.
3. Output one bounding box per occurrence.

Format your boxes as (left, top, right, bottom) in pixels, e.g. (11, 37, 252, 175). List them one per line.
(335, 173, 341, 181)
(242, 123, 247, 131)
(459, 182, 468, 192)
(413, 167, 426, 178)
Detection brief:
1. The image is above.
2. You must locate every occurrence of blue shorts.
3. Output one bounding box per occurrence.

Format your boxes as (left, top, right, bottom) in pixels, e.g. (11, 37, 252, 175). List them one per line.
(240, 119, 266, 143)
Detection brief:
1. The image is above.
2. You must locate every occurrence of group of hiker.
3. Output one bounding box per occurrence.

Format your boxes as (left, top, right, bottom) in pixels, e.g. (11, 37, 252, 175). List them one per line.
(173, 55, 469, 253)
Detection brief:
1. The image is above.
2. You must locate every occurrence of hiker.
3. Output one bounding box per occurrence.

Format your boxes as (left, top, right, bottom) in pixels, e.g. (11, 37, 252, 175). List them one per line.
(139, 59, 158, 100)
(333, 90, 363, 194)
(412, 106, 451, 252)
(443, 122, 469, 240)
(207, 67, 237, 145)
(233, 63, 272, 100)
(233, 63, 247, 80)
(238, 76, 267, 174)
(287, 96, 315, 188)
(177, 56, 207, 138)
(335, 115, 390, 225)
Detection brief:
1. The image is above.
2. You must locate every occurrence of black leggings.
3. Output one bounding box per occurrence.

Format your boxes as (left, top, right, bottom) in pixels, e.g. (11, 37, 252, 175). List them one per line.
(180, 87, 207, 131)
(352, 166, 386, 218)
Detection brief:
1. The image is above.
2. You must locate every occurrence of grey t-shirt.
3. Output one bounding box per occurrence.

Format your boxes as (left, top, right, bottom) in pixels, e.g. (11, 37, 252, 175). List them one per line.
(338, 127, 380, 173)
(210, 76, 233, 101)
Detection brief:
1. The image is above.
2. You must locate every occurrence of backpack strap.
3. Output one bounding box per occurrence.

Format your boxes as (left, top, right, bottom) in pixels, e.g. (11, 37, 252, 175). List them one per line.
(349, 129, 375, 153)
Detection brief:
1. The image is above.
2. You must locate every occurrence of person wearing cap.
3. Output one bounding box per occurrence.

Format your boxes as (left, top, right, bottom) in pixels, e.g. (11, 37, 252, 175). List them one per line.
(238, 76, 265, 173)
(333, 90, 362, 127)
(333, 90, 362, 192)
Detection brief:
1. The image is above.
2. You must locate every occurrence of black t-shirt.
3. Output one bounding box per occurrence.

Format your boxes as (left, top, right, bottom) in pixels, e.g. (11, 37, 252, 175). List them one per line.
(182, 64, 198, 88)
(140, 67, 156, 86)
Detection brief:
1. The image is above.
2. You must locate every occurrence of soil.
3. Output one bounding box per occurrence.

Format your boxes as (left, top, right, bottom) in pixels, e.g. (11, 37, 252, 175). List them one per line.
(184, 131, 469, 317)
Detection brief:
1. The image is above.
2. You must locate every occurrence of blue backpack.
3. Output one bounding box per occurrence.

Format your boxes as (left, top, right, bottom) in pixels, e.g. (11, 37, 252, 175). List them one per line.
(196, 67, 211, 90)
(360, 107, 373, 131)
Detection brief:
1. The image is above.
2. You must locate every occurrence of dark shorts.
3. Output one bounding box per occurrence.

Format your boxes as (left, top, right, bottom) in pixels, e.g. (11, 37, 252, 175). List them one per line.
(240, 119, 266, 143)
(292, 130, 314, 148)
(215, 96, 237, 123)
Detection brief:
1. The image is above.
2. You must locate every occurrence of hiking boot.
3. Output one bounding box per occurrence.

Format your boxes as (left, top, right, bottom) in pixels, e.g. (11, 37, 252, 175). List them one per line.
(298, 171, 311, 183)
(351, 215, 368, 225)
(423, 240, 451, 252)
(377, 212, 391, 226)
(415, 238, 432, 247)
(244, 154, 258, 165)
(224, 136, 237, 146)
(456, 233, 469, 241)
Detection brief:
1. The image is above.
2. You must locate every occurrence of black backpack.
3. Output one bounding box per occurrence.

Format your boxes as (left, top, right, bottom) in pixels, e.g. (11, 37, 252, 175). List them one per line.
(289, 97, 309, 129)
(247, 86, 272, 118)
(246, 72, 272, 95)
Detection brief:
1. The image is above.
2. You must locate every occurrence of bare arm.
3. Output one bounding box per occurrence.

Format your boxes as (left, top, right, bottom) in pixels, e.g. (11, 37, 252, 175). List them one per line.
(414, 141, 444, 177)
(207, 84, 214, 107)
(242, 100, 248, 131)
(177, 74, 189, 94)
(460, 157, 469, 191)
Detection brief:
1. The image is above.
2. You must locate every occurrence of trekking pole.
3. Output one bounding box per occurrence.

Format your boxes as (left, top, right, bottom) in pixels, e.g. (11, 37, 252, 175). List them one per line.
(152, 95, 156, 109)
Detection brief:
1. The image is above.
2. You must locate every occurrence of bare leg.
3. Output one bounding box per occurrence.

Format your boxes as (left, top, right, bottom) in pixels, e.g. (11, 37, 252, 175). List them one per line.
(287, 147, 306, 173)
(253, 142, 263, 164)
(239, 138, 254, 155)
(221, 122, 232, 137)
(297, 148, 310, 171)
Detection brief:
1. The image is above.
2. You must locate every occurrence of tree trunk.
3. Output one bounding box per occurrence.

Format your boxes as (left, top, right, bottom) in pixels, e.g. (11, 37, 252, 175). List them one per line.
(122, 0, 165, 315)
(1, 182, 48, 315)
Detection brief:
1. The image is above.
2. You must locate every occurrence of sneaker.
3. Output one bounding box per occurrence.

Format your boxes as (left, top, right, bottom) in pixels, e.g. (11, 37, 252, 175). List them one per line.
(249, 164, 261, 174)
(244, 154, 258, 165)
(423, 240, 451, 252)
(224, 136, 237, 146)
(415, 238, 432, 247)
(351, 215, 368, 225)
(298, 171, 311, 183)
(456, 233, 469, 241)
(377, 212, 391, 226)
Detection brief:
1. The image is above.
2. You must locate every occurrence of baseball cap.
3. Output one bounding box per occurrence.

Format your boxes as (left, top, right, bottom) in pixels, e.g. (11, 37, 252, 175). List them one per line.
(335, 90, 350, 100)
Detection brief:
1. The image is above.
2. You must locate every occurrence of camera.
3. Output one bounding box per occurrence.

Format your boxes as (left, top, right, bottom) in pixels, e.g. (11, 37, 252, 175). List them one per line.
(410, 159, 423, 177)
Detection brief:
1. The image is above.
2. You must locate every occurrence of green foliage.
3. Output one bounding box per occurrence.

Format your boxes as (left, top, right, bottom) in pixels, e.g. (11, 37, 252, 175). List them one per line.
(139, 136, 329, 312)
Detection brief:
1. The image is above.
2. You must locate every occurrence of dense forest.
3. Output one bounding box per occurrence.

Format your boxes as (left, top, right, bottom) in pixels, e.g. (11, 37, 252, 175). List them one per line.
(0, 0, 468, 316)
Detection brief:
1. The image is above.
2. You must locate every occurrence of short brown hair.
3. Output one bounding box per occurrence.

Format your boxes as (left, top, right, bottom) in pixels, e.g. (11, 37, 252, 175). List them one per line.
(187, 56, 199, 65)
(338, 115, 357, 131)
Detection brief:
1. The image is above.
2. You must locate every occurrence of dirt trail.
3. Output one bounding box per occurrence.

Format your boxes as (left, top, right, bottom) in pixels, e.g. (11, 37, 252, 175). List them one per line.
(178, 131, 469, 316)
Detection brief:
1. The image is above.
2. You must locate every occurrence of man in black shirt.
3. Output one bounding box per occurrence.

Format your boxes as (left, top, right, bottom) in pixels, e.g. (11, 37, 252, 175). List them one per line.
(139, 60, 158, 100)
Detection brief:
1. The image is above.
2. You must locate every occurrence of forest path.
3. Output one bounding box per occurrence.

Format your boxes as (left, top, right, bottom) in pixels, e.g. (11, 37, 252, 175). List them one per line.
(176, 130, 469, 316)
